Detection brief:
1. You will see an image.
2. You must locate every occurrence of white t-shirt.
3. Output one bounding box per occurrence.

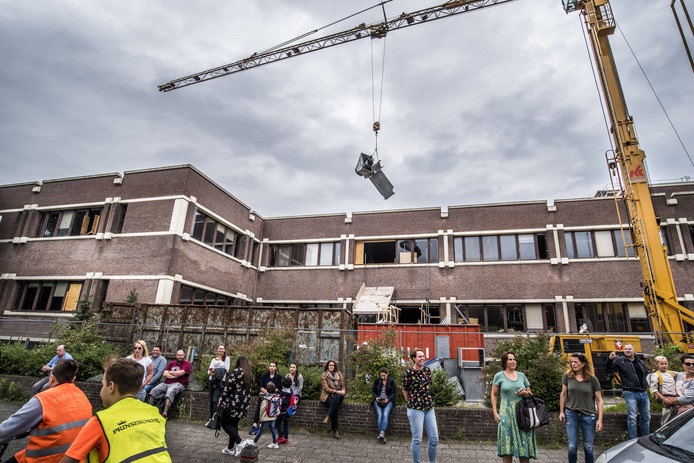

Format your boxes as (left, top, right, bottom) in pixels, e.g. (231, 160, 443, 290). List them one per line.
(127, 355, 153, 385)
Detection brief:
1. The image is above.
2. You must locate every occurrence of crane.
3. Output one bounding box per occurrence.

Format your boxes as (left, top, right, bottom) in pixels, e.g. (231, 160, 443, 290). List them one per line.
(159, 0, 694, 354)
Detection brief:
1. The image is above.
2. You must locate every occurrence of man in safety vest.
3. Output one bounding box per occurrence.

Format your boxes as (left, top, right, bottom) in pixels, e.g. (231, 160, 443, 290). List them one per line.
(59, 357, 172, 463)
(0, 359, 92, 463)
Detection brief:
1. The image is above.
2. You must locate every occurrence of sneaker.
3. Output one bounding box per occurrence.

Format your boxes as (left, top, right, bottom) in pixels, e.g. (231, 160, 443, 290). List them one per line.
(277, 437, 288, 444)
(249, 425, 259, 435)
(267, 442, 279, 449)
(233, 440, 248, 457)
(378, 431, 385, 444)
(221, 447, 234, 455)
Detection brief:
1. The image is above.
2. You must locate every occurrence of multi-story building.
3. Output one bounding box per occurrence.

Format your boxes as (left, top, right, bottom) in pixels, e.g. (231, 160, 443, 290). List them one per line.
(2, 164, 693, 342)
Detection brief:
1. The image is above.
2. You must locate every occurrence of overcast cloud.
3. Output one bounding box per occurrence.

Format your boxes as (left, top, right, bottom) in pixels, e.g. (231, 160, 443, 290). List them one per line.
(0, 0, 692, 217)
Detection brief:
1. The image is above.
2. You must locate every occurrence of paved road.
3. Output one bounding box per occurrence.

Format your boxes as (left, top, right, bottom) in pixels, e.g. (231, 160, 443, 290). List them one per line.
(0, 401, 606, 462)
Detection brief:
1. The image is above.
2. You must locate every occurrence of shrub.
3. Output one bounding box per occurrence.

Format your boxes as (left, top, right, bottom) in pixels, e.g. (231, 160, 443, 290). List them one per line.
(299, 365, 325, 401)
(482, 332, 567, 412)
(0, 379, 28, 402)
(348, 329, 407, 404)
(0, 318, 126, 382)
(648, 342, 684, 371)
(430, 367, 461, 407)
(223, 328, 296, 394)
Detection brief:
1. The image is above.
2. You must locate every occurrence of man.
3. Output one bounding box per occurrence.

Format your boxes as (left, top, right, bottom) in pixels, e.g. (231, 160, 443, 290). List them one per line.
(662, 354, 694, 414)
(31, 345, 73, 395)
(0, 359, 92, 463)
(606, 344, 650, 438)
(647, 355, 678, 425)
(148, 349, 191, 418)
(144, 346, 167, 402)
(59, 357, 172, 463)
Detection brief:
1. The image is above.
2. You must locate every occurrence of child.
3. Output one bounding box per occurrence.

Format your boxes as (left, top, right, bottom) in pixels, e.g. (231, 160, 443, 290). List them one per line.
(253, 381, 280, 449)
(59, 357, 172, 463)
(276, 376, 294, 444)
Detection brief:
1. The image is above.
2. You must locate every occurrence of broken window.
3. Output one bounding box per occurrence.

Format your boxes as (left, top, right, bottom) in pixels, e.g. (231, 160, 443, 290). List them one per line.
(179, 284, 237, 306)
(15, 281, 82, 311)
(356, 238, 439, 265)
(36, 208, 101, 238)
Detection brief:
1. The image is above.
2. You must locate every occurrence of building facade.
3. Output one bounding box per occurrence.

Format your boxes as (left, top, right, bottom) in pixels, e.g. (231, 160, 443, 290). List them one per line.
(2, 164, 693, 340)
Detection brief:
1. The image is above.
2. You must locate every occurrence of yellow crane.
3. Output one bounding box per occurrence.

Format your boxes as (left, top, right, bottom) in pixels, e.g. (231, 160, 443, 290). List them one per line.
(159, 0, 694, 355)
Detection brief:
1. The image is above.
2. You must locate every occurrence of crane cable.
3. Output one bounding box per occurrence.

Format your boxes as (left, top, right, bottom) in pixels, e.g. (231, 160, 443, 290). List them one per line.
(371, 32, 387, 162)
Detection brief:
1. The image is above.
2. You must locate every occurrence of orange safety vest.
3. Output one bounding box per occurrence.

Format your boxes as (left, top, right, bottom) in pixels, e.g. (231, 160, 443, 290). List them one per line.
(16, 382, 93, 463)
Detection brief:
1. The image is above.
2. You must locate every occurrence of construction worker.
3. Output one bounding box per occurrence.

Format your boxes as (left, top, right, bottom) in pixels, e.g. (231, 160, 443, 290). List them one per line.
(0, 359, 92, 463)
(59, 357, 171, 463)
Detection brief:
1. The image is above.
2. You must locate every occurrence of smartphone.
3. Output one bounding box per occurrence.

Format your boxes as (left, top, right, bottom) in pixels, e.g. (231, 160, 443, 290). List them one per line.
(517, 388, 525, 394)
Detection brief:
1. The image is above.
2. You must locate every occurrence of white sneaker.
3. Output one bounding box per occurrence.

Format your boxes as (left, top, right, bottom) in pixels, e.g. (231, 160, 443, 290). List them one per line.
(267, 442, 279, 449)
(234, 441, 248, 457)
(221, 447, 234, 455)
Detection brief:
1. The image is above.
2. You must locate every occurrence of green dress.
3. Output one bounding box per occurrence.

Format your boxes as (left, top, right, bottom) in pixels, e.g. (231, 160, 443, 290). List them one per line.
(493, 371, 538, 459)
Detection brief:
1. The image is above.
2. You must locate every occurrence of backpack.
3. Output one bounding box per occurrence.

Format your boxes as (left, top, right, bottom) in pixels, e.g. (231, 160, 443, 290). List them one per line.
(647, 370, 676, 399)
(516, 395, 549, 431)
(287, 393, 298, 417)
(266, 394, 282, 418)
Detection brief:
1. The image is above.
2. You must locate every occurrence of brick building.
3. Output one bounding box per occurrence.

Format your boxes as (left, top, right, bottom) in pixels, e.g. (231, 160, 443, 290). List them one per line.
(1, 164, 693, 343)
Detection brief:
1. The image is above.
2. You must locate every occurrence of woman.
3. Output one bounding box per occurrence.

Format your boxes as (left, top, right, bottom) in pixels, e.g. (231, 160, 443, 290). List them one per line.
(320, 359, 346, 439)
(559, 352, 604, 463)
(249, 361, 281, 434)
(372, 366, 396, 444)
(663, 353, 694, 414)
(207, 345, 231, 419)
(403, 349, 438, 463)
(286, 362, 304, 402)
(126, 340, 153, 401)
(491, 351, 537, 463)
(218, 356, 253, 457)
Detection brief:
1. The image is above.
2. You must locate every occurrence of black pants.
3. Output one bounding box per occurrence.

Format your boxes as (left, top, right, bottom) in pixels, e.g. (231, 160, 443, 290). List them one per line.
(221, 414, 242, 449)
(323, 394, 344, 431)
(209, 380, 223, 418)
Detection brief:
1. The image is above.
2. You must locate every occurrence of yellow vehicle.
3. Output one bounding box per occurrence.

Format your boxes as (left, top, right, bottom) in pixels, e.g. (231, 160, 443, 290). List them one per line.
(159, 0, 694, 354)
(549, 333, 644, 390)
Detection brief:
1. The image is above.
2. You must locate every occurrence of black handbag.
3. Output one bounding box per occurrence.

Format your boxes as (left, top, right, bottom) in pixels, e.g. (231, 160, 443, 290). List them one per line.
(515, 395, 549, 431)
(205, 409, 222, 436)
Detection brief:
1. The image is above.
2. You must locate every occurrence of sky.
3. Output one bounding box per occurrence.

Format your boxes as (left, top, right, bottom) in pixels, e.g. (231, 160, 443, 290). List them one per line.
(1, 0, 692, 218)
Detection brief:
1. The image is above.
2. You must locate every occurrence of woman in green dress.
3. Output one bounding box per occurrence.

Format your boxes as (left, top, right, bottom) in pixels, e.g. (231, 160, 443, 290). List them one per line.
(491, 351, 538, 463)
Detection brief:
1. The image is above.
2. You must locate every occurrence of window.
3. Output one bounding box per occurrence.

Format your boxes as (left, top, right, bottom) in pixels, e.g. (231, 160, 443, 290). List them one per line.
(355, 238, 438, 264)
(113, 204, 127, 233)
(565, 230, 634, 259)
(454, 234, 547, 262)
(575, 302, 642, 332)
(15, 281, 82, 311)
(462, 304, 532, 332)
(269, 242, 340, 267)
(191, 209, 243, 258)
(36, 208, 101, 237)
(179, 285, 237, 306)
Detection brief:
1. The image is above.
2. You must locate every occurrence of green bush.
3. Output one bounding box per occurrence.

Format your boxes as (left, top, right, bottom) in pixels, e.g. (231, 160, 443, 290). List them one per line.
(223, 328, 296, 394)
(648, 343, 684, 371)
(430, 367, 461, 407)
(0, 318, 126, 382)
(0, 379, 28, 401)
(348, 329, 407, 404)
(482, 332, 567, 412)
(298, 365, 325, 401)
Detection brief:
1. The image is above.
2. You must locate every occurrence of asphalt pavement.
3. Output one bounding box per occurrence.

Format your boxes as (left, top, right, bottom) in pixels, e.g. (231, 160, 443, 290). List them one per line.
(0, 401, 605, 463)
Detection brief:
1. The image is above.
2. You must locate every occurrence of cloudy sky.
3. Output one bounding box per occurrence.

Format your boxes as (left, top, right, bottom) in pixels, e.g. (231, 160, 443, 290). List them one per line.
(1, 0, 692, 217)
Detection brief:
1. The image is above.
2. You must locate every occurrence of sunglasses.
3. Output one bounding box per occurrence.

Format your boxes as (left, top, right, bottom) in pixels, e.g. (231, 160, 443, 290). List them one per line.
(134, 347, 143, 350)
(684, 362, 694, 366)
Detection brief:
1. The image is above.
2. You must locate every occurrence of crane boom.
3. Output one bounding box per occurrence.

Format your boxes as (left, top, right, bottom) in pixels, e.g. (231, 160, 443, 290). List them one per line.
(158, 0, 516, 92)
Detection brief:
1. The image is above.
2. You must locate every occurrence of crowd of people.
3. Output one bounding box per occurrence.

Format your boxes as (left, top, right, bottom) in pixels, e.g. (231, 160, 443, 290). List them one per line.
(1, 341, 694, 463)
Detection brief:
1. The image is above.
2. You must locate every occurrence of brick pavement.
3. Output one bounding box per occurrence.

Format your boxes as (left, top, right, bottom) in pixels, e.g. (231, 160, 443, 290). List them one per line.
(0, 401, 606, 463)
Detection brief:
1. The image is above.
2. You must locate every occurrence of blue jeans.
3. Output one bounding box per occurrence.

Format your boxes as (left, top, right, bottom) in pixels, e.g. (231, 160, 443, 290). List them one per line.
(406, 408, 438, 463)
(374, 401, 394, 433)
(622, 390, 650, 439)
(253, 421, 276, 444)
(565, 409, 597, 463)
